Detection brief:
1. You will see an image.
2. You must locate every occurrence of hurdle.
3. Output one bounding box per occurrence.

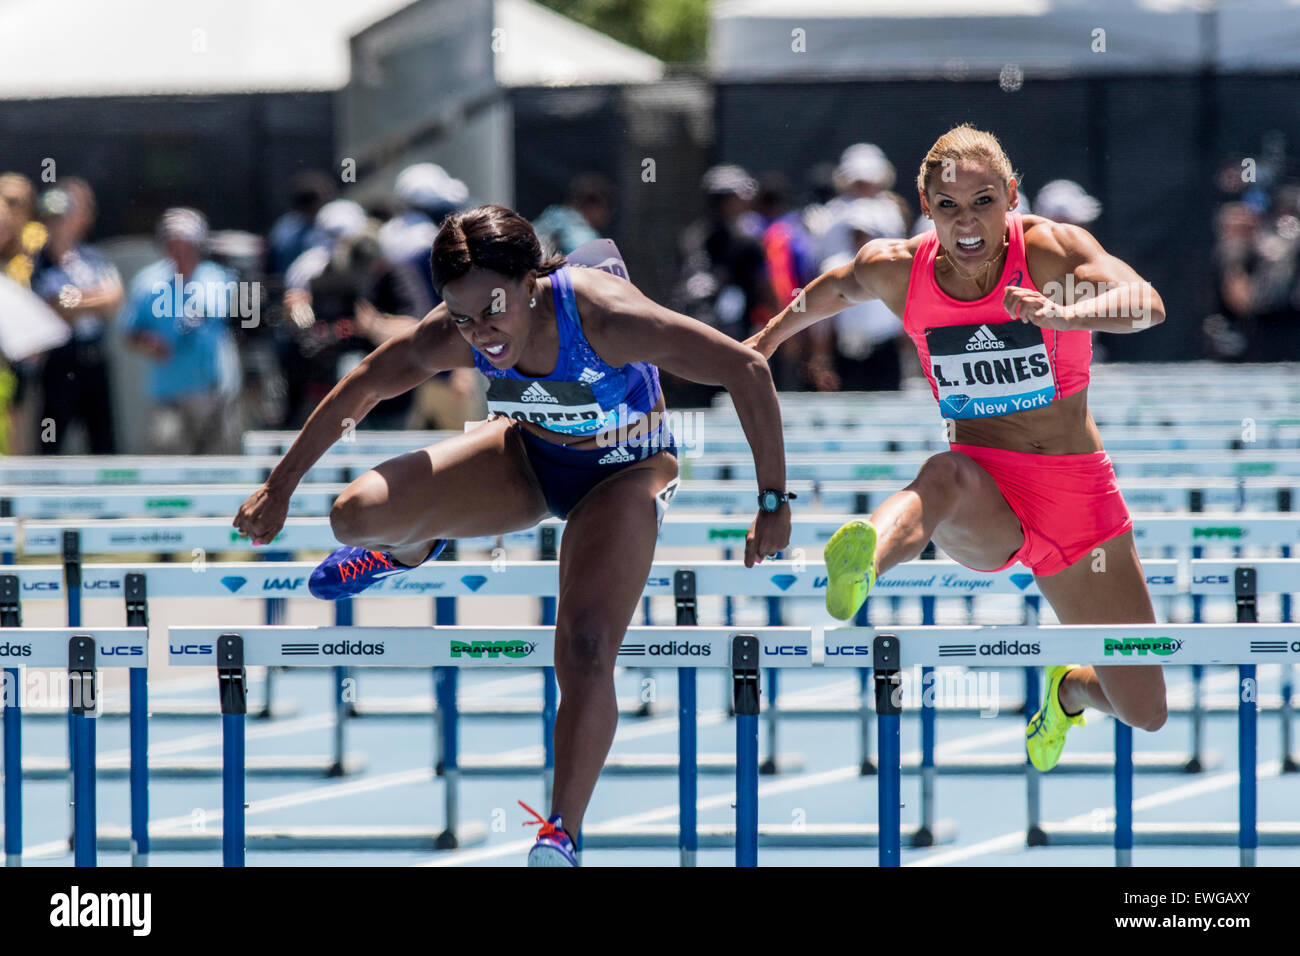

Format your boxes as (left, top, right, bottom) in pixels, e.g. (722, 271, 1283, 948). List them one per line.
(0, 617, 149, 866)
(163, 623, 914, 867)
(685, 449, 1300, 484)
(242, 424, 1300, 457)
(858, 616, 1300, 867)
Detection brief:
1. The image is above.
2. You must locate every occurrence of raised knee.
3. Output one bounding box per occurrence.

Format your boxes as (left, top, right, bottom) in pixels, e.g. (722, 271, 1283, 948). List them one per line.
(329, 493, 368, 545)
(915, 451, 971, 493)
(1126, 698, 1168, 733)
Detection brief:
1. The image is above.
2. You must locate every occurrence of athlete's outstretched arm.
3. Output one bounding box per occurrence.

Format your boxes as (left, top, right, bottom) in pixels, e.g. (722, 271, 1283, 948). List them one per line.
(1006, 222, 1166, 334)
(233, 309, 474, 544)
(743, 239, 887, 359)
(577, 270, 790, 567)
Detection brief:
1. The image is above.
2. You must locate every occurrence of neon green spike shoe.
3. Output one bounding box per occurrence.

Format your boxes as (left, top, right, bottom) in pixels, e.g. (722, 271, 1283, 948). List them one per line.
(824, 520, 878, 621)
(1026, 665, 1087, 772)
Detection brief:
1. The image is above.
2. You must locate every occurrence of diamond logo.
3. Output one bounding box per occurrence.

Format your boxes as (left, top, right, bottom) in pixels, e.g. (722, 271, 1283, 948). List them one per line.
(460, 575, 487, 592)
(1009, 573, 1034, 591)
(945, 394, 971, 413)
(770, 574, 797, 592)
(220, 576, 247, 593)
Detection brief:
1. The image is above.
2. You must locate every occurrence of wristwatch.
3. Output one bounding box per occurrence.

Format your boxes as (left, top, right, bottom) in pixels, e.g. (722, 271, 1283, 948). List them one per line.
(758, 489, 796, 514)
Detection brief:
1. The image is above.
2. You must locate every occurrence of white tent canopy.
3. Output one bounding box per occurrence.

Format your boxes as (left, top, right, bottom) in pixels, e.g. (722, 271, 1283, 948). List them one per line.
(711, 0, 1300, 79)
(0, 0, 662, 99)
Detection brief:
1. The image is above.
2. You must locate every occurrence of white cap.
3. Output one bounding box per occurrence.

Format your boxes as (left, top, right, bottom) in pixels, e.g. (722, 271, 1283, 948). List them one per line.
(1035, 179, 1101, 224)
(841, 197, 904, 239)
(157, 207, 209, 247)
(835, 143, 896, 190)
(395, 163, 469, 212)
(314, 199, 368, 241)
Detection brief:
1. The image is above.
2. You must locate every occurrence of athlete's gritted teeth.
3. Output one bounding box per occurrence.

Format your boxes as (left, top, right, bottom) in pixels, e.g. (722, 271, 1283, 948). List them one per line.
(953, 234, 987, 257)
(481, 342, 509, 360)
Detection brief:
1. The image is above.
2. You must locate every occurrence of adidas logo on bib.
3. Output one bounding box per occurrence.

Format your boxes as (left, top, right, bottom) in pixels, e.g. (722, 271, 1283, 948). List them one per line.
(598, 446, 636, 465)
(578, 367, 605, 385)
(520, 382, 558, 403)
(965, 325, 1004, 351)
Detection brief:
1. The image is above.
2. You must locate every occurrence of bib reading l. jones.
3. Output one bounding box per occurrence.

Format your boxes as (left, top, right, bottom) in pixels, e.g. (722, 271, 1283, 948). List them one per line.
(925, 320, 1058, 419)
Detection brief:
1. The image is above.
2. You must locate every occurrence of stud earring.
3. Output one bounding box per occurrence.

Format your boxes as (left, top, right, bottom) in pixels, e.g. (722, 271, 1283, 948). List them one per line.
(530, 297, 536, 308)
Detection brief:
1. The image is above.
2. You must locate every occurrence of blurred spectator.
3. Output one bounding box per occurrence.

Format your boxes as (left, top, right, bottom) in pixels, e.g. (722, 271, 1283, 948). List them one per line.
(1205, 202, 1259, 360)
(122, 208, 243, 454)
(821, 144, 910, 257)
(266, 171, 338, 278)
(31, 185, 124, 453)
(669, 164, 777, 405)
(1246, 187, 1300, 361)
(379, 162, 469, 308)
(809, 199, 907, 392)
(1035, 179, 1100, 227)
(531, 172, 616, 257)
(285, 219, 425, 429)
(758, 171, 820, 389)
(674, 164, 776, 338)
(0, 173, 45, 285)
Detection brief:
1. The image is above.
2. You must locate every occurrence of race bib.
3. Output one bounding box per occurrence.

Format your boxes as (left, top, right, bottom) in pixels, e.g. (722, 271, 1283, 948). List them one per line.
(485, 379, 616, 435)
(926, 321, 1057, 419)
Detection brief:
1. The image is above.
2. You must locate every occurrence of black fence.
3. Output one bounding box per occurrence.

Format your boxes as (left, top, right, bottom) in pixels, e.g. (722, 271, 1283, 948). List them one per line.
(6, 71, 1300, 363)
(0, 92, 336, 241)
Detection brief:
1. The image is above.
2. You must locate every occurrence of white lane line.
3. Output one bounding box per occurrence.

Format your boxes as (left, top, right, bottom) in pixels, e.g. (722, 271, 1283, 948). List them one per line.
(908, 759, 1285, 867)
(415, 721, 1042, 867)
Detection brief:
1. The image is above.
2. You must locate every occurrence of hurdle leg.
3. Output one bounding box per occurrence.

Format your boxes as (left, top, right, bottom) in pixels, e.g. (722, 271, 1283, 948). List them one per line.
(855, 600, 874, 775)
(874, 633, 901, 868)
(1024, 667, 1045, 846)
(69, 635, 96, 867)
(1023, 598, 1045, 846)
(678, 667, 697, 867)
(3, 575, 23, 865)
(128, 667, 148, 864)
(435, 667, 459, 850)
(733, 635, 759, 867)
(542, 667, 558, 809)
(917, 667, 936, 847)
(1186, 546, 1206, 772)
(915, 595, 937, 846)
(1279, 550, 1296, 772)
(62, 532, 81, 853)
(218, 634, 247, 868)
(1283, 664, 1297, 773)
(636, 597, 654, 718)
(1239, 664, 1257, 867)
(3, 667, 18, 866)
(124, 573, 149, 864)
(258, 550, 292, 719)
(329, 598, 353, 777)
(1114, 721, 1134, 868)
(1236, 566, 1258, 867)
(761, 668, 778, 774)
(760, 590, 782, 774)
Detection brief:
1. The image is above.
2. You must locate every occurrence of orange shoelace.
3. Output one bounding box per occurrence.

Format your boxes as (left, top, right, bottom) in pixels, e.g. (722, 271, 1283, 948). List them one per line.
(337, 550, 396, 583)
(519, 800, 566, 842)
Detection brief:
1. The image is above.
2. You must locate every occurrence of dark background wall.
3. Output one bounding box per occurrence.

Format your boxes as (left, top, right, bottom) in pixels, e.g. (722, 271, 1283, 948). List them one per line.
(5, 72, 1300, 362)
(0, 92, 336, 240)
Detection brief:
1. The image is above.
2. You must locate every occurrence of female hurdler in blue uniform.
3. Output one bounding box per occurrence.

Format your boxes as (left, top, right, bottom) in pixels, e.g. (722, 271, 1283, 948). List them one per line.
(235, 205, 791, 865)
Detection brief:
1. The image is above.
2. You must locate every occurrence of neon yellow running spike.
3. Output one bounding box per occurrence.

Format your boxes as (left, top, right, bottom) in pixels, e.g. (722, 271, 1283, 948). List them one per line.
(824, 520, 878, 620)
(1025, 664, 1086, 772)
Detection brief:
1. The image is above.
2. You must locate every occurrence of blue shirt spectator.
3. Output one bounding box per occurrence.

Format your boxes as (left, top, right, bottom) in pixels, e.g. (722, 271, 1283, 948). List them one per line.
(122, 258, 240, 401)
